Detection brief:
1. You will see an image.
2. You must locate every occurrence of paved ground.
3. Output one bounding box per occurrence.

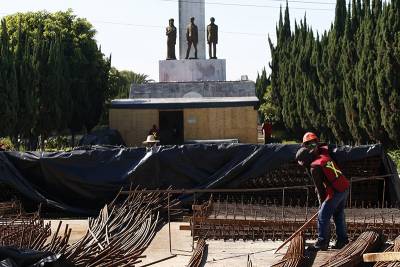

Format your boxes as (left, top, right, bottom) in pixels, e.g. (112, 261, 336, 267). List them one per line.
(139, 222, 288, 267)
(44, 220, 336, 266)
(45, 219, 89, 244)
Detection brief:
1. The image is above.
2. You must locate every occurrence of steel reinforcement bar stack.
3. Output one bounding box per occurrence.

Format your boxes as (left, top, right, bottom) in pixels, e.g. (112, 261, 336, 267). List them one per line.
(321, 231, 381, 266)
(271, 232, 305, 267)
(0, 202, 55, 250)
(192, 197, 400, 241)
(0, 190, 178, 266)
(62, 189, 174, 266)
(187, 238, 206, 267)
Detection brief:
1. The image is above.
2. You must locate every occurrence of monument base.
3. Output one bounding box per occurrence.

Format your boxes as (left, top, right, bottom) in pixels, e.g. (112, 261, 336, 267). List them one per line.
(129, 80, 256, 99)
(159, 59, 226, 82)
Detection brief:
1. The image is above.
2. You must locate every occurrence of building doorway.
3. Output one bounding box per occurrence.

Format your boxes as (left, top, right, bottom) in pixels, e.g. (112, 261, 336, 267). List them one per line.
(159, 111, 184, 145)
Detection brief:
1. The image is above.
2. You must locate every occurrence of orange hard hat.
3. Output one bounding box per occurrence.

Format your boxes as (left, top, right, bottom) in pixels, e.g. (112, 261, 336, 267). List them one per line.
(302, 132, 319, 144)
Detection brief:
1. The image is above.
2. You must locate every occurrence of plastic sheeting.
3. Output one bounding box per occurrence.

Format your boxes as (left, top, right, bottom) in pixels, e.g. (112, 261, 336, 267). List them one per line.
(0, 247, 71, 267)
(0, 144, 398, 215)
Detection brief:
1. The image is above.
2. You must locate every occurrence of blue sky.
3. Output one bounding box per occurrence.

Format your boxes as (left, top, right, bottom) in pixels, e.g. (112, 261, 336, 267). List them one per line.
(1, 0, 337, 81)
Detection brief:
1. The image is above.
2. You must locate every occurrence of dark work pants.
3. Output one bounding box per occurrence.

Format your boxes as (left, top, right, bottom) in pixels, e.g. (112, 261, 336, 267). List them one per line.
(318, 189, 349, 244)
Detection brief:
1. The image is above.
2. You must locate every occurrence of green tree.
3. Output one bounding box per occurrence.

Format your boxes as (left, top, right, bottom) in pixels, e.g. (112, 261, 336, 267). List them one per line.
(99, 67, 151, 126)
(14, 20, 37, 145)
(267, 0, 400, 146)
(259, 85, 279, 122)
(0, 19, 18, 138)
(3, 10, 110, 145)
(255, 67, 270, 122)
(108, 67, 152, 100)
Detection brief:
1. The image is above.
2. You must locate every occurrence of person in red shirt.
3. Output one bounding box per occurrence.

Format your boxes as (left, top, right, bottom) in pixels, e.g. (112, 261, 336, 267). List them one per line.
(296, 132, 350, 251)
(261, 120, 272, 144)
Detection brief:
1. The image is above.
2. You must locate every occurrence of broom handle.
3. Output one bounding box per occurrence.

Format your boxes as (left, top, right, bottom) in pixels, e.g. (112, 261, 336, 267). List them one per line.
(274, 211, 319, 254)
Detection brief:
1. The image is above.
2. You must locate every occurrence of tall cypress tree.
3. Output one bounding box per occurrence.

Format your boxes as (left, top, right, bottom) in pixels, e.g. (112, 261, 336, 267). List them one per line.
(256, 67, 270, 122)
(0, 19, 18, 138)
(35, 36, 62, 141)
(334, 0, 347, 37)
(267, 0, 400, 145)
(53, 34, 72, 132)
(375, 2, 400, 145)
(255, 67, 270, 102)
(15, 19, 37, 143)
(341, 3, 365, 144)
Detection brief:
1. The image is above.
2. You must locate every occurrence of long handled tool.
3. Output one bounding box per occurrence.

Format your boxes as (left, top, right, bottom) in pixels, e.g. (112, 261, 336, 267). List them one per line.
(274, 211, 319, 254)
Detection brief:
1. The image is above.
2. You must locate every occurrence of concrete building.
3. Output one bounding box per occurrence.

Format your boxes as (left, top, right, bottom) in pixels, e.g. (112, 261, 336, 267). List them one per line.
(109, 0, 258, 147)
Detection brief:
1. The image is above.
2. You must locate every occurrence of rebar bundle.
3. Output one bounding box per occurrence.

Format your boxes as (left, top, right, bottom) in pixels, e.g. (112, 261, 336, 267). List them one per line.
(271, 232, 305, 267)
(61, 190, 173, 267)
(187, 238, 206, 267)
(0, 189, 178, 266)
(0, 200, 21, 216)
(0, 211, 53, 249)
(192, 197, 400, 241)
(321, 231, 381, 267)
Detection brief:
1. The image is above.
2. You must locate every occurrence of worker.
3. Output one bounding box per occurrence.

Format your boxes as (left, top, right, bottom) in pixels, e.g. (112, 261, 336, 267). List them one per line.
(261, 119, 272, 144)
(296, 132, 350, 251)
(143, 134, 160, 151)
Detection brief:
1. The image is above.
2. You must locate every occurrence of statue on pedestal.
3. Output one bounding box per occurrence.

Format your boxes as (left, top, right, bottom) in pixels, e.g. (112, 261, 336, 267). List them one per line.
(207, 17, 218, 59)
(185, 17, 198, 59)
(166, 18, 177, 60)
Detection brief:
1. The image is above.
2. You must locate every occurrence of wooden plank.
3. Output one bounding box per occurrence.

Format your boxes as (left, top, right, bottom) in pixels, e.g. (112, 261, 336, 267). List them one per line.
(179, 224, 191, 231)
(311, 250, 339, 266)
(363, 252, 400, 262)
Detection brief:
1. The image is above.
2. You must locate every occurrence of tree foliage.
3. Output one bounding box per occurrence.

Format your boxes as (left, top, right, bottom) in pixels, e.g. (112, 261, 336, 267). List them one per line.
(267, 0, 400, 146)
(0, 19, 18, 137)
(255, 67, 271, 122)
(108, 67, 152, 99)
(0, 10, 111, 143)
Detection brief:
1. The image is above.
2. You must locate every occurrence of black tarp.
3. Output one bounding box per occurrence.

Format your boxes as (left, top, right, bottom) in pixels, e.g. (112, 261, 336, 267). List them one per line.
(0, 144, 398, 215)
(0, 247, 73, 267)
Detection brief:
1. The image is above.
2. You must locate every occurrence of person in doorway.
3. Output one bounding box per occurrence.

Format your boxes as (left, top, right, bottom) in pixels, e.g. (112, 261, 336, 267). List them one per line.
(148, 124, 159, 140)
(261, 119, 272, 144)
(296, 132, 350, 251)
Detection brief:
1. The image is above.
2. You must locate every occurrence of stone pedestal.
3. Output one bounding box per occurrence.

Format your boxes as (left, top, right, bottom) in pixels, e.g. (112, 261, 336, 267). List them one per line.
(159, 59, 226, 82)
(130, 80, 255, 99)
(179, 0, 205, 59)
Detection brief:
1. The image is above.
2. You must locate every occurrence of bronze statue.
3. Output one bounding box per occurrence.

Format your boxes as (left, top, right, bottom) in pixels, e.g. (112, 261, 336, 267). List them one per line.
(166, 18, 177, 60)
(207, 17, 218, 59)
(185, 17, 198, 59)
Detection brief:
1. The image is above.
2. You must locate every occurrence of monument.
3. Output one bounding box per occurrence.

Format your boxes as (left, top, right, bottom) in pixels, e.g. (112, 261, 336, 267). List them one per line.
(109, 0, 258, 146)
(159, 0, 226, 82)
(178, 0, 205, 59)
